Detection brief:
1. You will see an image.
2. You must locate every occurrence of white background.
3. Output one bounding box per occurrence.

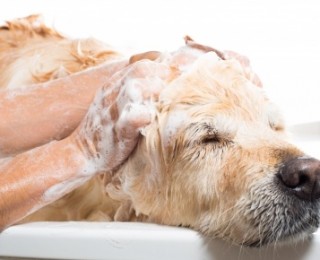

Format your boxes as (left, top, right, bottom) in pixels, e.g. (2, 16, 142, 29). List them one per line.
(1, 0, 320, 125)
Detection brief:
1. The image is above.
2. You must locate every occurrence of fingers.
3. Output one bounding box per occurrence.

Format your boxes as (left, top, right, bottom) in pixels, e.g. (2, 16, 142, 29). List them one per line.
(101, 102, 155, 171)
(101, 59, 169, 111)
(224, 50, 250, 67)
(111, 61, 167, 141)
(75, 59, 169, 173)
(103, 61, 168, 169)
(129, 51, 161, 64)
(115, 102, 155, 140)
(224, 50, 263, 87)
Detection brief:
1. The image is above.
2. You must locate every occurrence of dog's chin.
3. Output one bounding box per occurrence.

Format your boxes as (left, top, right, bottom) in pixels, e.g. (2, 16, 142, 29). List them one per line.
(196, 177, 320, 247)
(202, 218, 318, 248)
(244, 223, 319, 248)
(237, 179, 320, 247)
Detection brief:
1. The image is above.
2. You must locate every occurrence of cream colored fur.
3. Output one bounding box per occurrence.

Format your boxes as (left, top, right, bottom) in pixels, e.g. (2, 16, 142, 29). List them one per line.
(0, 15, 120, 89)
(2, 15, 318, 246)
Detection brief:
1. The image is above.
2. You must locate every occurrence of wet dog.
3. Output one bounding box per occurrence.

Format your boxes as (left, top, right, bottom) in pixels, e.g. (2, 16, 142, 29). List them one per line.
(2, 15, 319, 247)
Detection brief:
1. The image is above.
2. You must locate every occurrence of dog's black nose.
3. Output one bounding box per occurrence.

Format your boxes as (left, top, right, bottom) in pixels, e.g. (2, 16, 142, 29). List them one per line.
(278, 157, 320, 200)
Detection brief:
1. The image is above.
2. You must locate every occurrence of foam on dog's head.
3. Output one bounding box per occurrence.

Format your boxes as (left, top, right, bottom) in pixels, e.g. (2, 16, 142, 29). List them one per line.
(107, 46, 317, 246)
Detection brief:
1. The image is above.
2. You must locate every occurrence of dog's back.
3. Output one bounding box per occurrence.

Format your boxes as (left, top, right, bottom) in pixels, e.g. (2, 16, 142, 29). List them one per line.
(0, 15, 120, 89)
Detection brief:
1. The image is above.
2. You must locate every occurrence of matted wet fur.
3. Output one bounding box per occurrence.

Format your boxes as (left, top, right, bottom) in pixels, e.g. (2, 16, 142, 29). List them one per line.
(2, 15, 319, 247)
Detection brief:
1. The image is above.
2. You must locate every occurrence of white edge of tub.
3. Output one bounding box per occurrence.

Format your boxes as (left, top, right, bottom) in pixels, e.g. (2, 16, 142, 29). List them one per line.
(0, 222, 320, 260)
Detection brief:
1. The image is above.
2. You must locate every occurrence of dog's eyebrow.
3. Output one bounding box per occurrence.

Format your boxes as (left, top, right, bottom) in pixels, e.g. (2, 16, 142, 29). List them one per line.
(184, 35, 226, 60)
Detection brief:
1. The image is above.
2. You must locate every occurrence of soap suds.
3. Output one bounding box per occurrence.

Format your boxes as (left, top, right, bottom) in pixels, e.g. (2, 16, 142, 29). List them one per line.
(162, 110, 190, 148)
(42, 175, 92, 202)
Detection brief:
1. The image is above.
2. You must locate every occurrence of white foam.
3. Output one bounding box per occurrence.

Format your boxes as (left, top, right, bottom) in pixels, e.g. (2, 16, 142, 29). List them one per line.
(126, 79, 144, 101)
(42, 175, 91, 203)
(162, 110, 190, 148)
(159, 46, 205, 73)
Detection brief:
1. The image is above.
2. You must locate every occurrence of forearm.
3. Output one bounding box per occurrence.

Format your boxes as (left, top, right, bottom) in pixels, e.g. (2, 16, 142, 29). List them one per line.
(0, 60, 127, 156)
(0, 136, 92, 230)
(0, 58, 162, 231)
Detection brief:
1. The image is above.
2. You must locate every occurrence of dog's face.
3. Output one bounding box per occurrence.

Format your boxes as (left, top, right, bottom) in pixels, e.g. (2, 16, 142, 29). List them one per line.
(107, 50, 320, 246)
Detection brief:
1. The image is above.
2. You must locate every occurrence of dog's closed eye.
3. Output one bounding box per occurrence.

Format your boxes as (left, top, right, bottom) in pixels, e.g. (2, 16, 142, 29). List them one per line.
(199, 123, 220, 144)
(188, 122, 233, 147)
(201, 134, 220, 144)
(201, 133, 233, 148)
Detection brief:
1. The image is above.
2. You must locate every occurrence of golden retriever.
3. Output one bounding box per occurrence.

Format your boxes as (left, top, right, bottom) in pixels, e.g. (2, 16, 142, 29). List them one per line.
(1, 15, 320, 247)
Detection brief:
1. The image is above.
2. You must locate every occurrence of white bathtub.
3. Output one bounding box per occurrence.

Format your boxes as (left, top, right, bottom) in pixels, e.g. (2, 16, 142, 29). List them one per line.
(0, 222, 320, 260)
(0, 121, 319, 260)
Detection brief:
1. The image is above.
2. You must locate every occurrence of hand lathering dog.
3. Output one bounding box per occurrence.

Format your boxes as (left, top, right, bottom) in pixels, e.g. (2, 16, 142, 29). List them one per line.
(0, 15, 319, 247)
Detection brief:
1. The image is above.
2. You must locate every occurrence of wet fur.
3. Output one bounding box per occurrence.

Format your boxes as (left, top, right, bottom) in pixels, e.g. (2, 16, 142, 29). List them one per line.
(0, 15, 120, 89)
(2, 15, 319, 246)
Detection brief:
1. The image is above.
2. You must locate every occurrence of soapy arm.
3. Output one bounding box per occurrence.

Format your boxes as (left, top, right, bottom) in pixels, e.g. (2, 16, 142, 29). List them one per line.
(0, 138, 89, 230)
(0, 60, 127, 156)
(0, 60, 163, 230)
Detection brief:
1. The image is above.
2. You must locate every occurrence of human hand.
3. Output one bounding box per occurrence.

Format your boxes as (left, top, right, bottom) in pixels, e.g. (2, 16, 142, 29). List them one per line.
(223, 50, 263, 87)
(70, 59, 170, 174)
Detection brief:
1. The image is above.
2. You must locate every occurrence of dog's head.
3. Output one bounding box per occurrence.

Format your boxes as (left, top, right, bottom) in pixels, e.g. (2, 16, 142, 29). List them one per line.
(106, 43, 320, 247)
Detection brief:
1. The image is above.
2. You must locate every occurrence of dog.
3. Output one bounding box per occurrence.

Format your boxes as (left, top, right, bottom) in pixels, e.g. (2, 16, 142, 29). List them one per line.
(1, 15, 320, 247)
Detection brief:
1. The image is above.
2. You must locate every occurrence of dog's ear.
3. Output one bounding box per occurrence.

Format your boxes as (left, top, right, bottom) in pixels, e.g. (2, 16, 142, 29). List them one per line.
(129, 51, 161, 64)
(184, 35, 226, 60)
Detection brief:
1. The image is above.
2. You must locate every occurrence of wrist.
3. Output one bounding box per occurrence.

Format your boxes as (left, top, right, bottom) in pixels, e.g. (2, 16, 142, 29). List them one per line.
(65, 133, 100, 176)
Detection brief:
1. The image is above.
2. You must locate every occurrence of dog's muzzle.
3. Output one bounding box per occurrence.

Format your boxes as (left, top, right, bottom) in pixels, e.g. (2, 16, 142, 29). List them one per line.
(241, 157, 320, 247)
(277, 157, 320, 201)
